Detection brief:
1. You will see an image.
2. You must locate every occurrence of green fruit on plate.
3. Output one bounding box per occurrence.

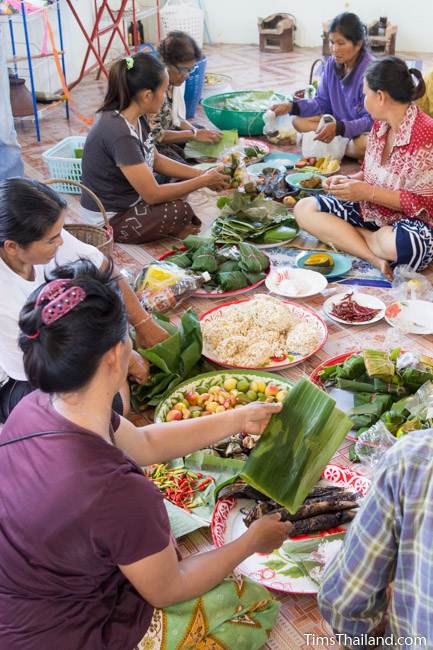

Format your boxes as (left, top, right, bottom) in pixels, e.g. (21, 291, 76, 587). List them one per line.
(237, 379, 250, 392)
(246, 390, 257, 401)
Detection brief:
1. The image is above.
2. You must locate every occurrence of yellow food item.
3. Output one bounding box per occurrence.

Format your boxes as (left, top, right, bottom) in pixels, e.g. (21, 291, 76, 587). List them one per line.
(315, 156, 340, 174)
(144, 264, 183, 291)
(304, 253, 334, 268)
(283, 195, 297, 207)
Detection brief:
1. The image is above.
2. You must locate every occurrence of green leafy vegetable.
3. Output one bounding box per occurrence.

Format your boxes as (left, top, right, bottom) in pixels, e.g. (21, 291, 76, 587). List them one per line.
(262, 224, 298, 244)
(218, 260, 240, 273)
(183, 234, 213, 251)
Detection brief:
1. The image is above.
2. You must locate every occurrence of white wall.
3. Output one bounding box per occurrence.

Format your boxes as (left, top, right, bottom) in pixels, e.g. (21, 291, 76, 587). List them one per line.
(202, 0, 433, 53)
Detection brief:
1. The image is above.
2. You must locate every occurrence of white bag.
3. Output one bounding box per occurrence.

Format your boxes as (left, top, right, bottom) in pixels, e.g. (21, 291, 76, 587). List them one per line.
(263, 110, 297, 144)
(160, 0, 205, 48)
(301, 114, 349, 161)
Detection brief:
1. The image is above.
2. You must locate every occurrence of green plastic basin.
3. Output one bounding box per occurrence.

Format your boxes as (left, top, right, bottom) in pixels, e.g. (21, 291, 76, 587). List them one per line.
(202, 90, 285, 136)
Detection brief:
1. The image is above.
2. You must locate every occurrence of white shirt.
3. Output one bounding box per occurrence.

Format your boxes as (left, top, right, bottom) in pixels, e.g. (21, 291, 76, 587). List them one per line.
(0, 230, 103, 384)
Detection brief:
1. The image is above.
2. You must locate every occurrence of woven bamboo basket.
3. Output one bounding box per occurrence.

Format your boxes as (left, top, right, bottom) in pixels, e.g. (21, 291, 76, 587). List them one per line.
(43, 178, 114, 258)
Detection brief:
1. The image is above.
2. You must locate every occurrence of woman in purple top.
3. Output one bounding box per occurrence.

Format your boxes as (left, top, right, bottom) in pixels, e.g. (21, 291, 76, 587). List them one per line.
(0, 258, 289, 650)
(272, 13, 374, 159)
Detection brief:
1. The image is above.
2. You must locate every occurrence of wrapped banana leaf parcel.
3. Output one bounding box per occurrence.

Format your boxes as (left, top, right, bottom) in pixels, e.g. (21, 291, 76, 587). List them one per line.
(231, 378, 353, 515)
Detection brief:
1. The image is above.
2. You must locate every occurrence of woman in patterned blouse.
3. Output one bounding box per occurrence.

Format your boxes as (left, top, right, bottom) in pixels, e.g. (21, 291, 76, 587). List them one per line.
(150, 31, 222, 163)
(294, 57, 433, 279)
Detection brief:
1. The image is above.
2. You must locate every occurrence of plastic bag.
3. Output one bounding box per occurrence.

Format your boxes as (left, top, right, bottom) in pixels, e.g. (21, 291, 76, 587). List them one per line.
(354, 420, 396, 469)
(391, 265, 433, 301)
(263, 110, 297, 144)
(135, 262, 186, 295)
(301, 114, 348, 161)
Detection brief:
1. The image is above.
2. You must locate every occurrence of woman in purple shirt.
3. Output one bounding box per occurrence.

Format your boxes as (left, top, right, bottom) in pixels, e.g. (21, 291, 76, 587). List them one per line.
(272, 13, 374, 159)
(0, 258, 289, 650)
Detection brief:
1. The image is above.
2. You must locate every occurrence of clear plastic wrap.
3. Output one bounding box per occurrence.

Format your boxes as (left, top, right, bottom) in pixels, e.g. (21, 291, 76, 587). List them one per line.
(390, 265, 433, 301)
(354, 420, 396, 468)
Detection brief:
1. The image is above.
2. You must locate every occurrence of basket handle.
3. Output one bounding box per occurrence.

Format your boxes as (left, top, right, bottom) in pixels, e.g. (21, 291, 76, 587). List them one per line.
(309, 58, 323, 85)
(43, 178, 110, 228)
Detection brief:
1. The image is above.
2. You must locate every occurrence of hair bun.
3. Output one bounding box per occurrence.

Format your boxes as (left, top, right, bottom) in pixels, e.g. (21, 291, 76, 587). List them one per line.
(409, 67, 426, 101)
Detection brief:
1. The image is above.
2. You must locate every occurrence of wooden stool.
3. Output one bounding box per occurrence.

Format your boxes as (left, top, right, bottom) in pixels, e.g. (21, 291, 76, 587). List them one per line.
(258, 13, 295, 53)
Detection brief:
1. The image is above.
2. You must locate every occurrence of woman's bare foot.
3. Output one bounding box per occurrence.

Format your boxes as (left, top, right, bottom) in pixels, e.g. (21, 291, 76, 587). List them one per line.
(371, 256, 393, 281)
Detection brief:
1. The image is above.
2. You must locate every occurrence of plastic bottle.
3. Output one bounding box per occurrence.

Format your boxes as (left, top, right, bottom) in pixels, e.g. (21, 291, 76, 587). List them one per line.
(140, 272, 211, 313)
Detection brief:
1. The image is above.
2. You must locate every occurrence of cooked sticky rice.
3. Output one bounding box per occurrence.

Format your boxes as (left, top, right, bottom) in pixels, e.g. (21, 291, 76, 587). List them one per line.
(201, 294, 323, 366)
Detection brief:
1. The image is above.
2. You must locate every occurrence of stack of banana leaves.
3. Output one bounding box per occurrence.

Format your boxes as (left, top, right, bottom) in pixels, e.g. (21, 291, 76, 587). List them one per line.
(168, 236, 269, 292)
(319, 348, 433, 438)
(212, 191, 298, 245)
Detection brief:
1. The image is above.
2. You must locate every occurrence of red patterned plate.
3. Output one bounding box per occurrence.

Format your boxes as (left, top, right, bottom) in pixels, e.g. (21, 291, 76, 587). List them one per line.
(211, 464, 370, 595)
(200, 297, 328, 371)
(157, 248, 270, 299)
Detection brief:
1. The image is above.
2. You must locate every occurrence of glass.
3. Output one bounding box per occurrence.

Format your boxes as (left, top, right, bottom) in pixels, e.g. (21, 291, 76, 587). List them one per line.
(173, 63, 198, 76)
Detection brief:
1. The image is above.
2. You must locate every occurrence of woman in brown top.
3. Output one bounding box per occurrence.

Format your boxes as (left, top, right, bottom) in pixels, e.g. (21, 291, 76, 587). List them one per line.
(81, 52, 229, 244)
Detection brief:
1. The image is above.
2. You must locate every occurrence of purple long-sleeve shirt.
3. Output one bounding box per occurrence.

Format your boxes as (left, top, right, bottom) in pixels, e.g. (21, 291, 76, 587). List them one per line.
(293, 50, 375, 140)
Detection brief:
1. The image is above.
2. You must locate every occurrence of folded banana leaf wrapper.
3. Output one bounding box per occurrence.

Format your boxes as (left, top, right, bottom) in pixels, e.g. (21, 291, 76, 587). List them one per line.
(168, 236, 269, 292)
(212, 191, 298, 245)
(132, 310, 209, 409)
(184, 129, 238, 160)
(216, 378, 352, 514)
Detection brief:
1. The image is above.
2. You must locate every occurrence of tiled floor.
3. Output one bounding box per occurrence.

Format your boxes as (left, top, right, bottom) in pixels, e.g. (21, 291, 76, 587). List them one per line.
(16, 43, 433, 649)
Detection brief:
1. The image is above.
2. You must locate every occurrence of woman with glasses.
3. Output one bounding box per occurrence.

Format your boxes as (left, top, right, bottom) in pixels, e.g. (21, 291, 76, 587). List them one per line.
(152, 31, 222, 163)
(80, 52, 229, 244)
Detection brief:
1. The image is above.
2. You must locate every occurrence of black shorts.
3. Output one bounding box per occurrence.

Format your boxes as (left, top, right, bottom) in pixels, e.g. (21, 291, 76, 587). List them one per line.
(0, 379, 124, 424)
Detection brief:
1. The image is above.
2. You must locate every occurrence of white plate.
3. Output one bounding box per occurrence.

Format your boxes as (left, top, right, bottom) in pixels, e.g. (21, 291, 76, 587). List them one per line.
(266, 266, 328, 298)
(211, 464, 371, 594)
(323, 292, 386, 326)
(385, 300, 433, 335)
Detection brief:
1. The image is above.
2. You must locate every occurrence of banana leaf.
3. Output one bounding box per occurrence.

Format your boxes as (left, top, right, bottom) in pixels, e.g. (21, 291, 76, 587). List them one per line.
(351, 393, 393, 417)
(261, 223, 298, 244)
(363, 349, 395, 379)
(168, 252, 192, 269)
(242, 271, 266, 285)
(191, 243, 218, 273)
(131, 310, 204, 409)
(218, 260, 240, 273)
(401, 368, 433, 392)
(217, 271, 249, 291)
(184, 129, 238, 160)
(240, 378, 352, 514)
(336, 378, 377, 393)
(336, 355, 366, 380)
(237, 242, 269, 273)
(183, 234, 213, 251)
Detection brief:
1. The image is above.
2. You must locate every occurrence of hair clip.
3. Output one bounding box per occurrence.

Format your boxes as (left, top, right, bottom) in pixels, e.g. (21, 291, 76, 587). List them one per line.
(125, 56, 134, 70)
(41, 286, 86, 326)
(36, 279, 71, 307)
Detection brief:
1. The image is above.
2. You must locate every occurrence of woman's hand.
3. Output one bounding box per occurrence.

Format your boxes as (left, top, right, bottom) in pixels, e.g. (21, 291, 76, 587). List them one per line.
(237, 401, 282, 435)
(135, 316, 170, 349)
(201, 165, 231, 191)
(194, 129, 222, 143)
(329, 179, 372, 202)
(128, 350, 150, 384)
(314, 122, 337, 143)
(270, 102, 292, 116)
(246, 513, 293, 554)
(323, 174, 349, 192)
